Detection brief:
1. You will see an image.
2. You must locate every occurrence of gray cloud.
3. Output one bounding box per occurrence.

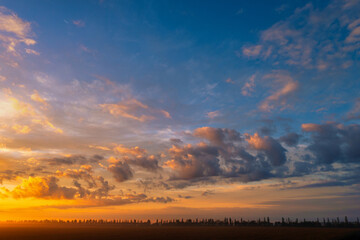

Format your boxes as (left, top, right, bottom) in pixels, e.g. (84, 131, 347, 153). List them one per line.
(279, 132, 301, 147)
(302, 123, 360, 164)
(166, 127, 287, 183)
(108, 161, 133, 182)
(125, 156, 160, 171)
(46, 155, 103, 166)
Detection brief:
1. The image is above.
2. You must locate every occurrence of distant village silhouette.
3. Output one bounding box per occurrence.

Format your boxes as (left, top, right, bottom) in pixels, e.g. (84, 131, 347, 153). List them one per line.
(5, 216, 360, 228)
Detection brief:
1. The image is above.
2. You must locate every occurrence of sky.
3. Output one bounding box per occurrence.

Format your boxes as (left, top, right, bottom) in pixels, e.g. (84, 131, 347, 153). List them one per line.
(0, 0, 359, 221)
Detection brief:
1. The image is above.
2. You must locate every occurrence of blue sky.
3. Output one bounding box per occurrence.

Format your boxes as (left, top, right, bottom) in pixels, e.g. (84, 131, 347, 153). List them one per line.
(0, 0, 359, 220)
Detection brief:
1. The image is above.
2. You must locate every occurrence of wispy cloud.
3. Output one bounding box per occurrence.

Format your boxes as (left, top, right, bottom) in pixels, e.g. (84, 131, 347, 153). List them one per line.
(100, 98, 171, 122)
(259, 71, 298, 111)
(241, 74, 256, 96)
(72, 19, 85, 27)
(0, 6, 36, 58)
(207, 110, 220, 119)
(240, 1, 360, 70)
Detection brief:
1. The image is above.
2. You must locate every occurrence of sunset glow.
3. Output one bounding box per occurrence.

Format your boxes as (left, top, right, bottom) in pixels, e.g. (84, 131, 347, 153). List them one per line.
(0, 0, 359, 222)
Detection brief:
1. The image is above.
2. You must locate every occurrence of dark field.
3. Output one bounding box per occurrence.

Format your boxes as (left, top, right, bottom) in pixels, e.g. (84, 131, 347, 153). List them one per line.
(0, 224, 359, 240)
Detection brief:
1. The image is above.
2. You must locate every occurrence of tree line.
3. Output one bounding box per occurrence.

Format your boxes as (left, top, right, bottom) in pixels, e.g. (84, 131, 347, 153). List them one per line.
(4, 216, 360, 228)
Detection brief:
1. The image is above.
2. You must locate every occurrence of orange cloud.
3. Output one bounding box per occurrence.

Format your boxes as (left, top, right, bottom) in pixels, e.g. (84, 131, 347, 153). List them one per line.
(100, 99, 153, 122)
(100, 98, 170, 122)
(32, 118, 63, 134)
(30, 90, 48, 106)
(113, 145, 147, 156)
(245, 133, 265, 150)
(0, 7, 36, 56)
(10, 96, 36, 116)
(159, 109, 171, 119)
(9, 176, 77, 199)
(89, 145, 111, 151)
(12, 124, 31, 134)
(301, 123, 321, 132)
(0, 92, 62, 134)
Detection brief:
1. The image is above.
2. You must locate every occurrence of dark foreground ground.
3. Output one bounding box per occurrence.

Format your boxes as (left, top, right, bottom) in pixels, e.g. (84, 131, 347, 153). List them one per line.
(0, 224, 359, 240)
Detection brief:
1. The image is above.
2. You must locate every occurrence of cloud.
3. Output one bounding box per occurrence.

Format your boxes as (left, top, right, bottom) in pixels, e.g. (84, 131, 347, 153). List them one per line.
(346, 98, 360, 120)
(46, 155, 103, 166)
(225, 78, 235, 84)
(88, 145, 111, 151)
(242, 45, 262, 57)
(1, 174, 119, 201)
(9, 176, 77, 199)
(258, 120, 276, 136)
(56, 165, 97, 188)
(0, 6, 36, 57)
(112, 145, 160, 171)
(201, 190, 215, 197)
(4, 95, 62, 134)
(279, 132, 301, 147)
(108, 160, 133, 182)
(0, 170, 25, 184)
(245, 133, 287, 166)
(100, 98, 170, 122)
(259, 71, 298, 111)
(143, 196, 174, 203)
(165, 143, 221, 180)
(345, 18, 360, 43)
(37, 193, 174, 209)
(113, 145, 147, 156)
(165, 127, 285, 182)
(90, 176, 115, 198)
(302, 122, 360, 164)
(206, 110, 220, 119)
(25, 48, 39, 55)
(12, 124, 31, 134)
(72, 20, 85, 27)
(240, 1, 360, 69)
(124, 155, 160, 171)
(30, 90, 48, 106)
(241, 74, 256, 96)
(177, 194, 193, 199)
(100, 99, 153, 122)
(193, 127, 241, 148)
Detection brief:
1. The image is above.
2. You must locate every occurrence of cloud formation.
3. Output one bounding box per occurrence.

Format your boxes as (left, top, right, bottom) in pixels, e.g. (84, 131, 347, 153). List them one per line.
(245, 133, 287, 166)
(108, 160, 133, 182)
(241, 1, 360, 70)
(302, 122, 360, 164)
(9, 176, 77, 199)
(165, 127, 287, 182)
